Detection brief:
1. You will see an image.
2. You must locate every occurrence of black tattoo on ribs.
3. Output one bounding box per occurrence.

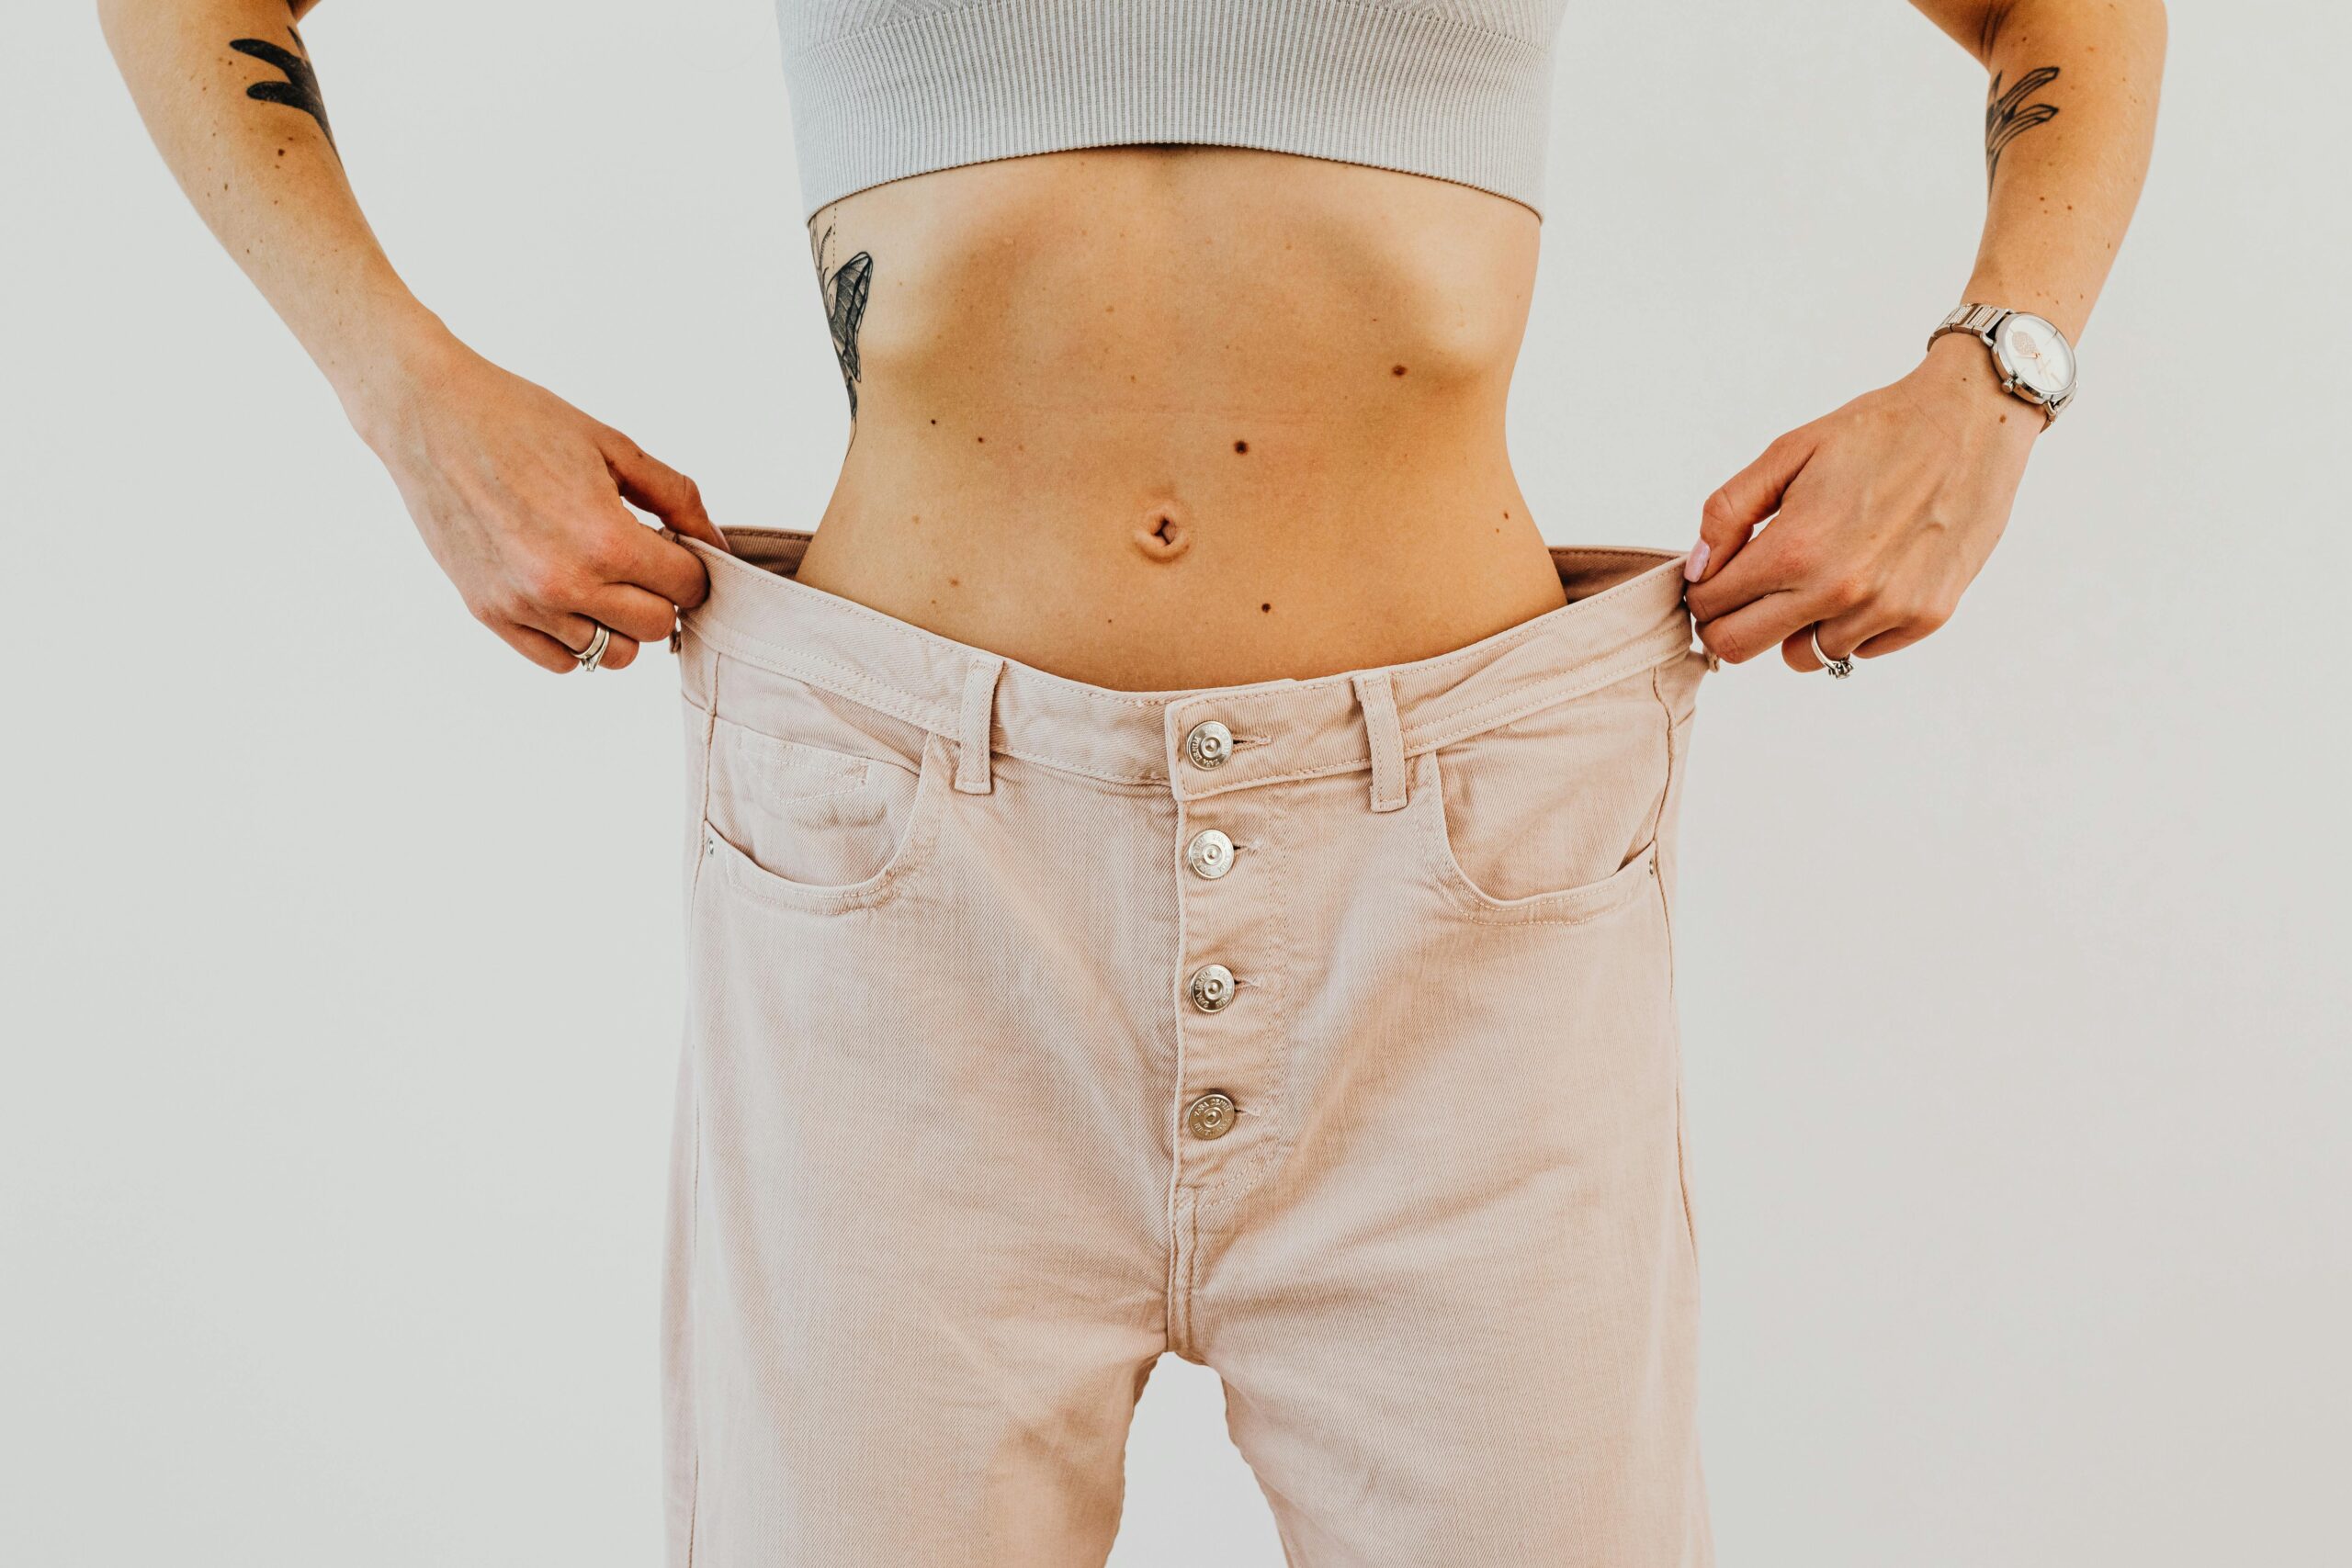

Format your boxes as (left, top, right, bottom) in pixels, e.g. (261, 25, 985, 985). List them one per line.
(1984, 65, 2060, 186)
(230, 22, 335, 152)
(809, 221, 874, 420)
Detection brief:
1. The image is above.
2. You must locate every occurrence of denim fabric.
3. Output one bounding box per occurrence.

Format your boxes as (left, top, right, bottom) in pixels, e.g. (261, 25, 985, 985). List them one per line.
(666, 529, 1713, 1566)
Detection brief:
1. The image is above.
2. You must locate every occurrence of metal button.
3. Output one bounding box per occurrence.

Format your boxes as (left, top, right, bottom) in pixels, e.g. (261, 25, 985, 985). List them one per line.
(1184, 829, 1236, 879)
(1188, 963, 1237, 1012)
(1186, 1091, 1238, 1140)
(1184, 720, 1234, 770)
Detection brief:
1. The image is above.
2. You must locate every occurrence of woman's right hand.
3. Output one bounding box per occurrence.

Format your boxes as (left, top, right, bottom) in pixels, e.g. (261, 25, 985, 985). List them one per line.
(351, 331, 730, 672)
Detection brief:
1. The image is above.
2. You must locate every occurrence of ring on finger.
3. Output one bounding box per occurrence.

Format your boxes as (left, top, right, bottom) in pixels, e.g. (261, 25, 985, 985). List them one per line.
(574, 621, 613, 673)
(1809, 625, 1855, 680)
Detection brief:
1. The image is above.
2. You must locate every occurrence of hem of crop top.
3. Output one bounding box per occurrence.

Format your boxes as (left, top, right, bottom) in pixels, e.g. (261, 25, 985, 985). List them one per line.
(780, 0, 1559, 220)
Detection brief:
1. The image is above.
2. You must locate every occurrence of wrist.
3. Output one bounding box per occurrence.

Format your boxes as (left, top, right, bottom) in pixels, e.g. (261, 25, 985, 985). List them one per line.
(1917, 332, 2046, 448)
(324, 303, 466, 449)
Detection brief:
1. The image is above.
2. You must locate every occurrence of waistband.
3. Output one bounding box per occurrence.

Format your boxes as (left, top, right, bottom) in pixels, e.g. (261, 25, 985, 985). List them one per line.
(676, 529, 1700, 807)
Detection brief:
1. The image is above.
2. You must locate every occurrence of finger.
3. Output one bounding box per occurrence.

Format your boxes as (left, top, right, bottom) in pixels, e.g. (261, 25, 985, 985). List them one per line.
(1777, 604, 1886, 673)
(597, 515, 714, 610)
(522, 604, 640, 672)
(518, 579, 656, 671)
(489, 618, 586, 674)
(1850, 603, 1953, 661)
(591, 633, 643, 671)
(1690, 427, 1818, 586)
(1693, 588, 1818, 667)
(580, 581, 686, 647)
(597, 427, 729, 553)
(529, 609, 644, 673)
(1685, 503, 1818, 625)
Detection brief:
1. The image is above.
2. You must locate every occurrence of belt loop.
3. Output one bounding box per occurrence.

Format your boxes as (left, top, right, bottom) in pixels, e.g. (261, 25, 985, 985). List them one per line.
(1351, 670, 1408, 813)
(955, 654, 1006, 795)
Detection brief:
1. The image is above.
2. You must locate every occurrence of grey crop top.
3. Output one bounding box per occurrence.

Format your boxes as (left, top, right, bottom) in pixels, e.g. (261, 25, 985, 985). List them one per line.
(777, 0, 1571, 220)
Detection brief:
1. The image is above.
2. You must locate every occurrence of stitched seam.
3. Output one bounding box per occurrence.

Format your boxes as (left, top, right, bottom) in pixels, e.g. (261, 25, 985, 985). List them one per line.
(1399, 625, 1693, 753)
(712, 716, 890, 799)
(681, 1077, 703, 1568)
(707, 734, 949, 910)
(1174, 571, 1684, 720)
(1191, 807, 1290, 1205)
(1180, 627, 1691, 800)
(696, 536, 1687, 786)
(1165, 792, 1194, 1356)
(695, 616, 957, 733)
(1419, 750, 1661, 924)
(1649, 668, 1700, 1267)
(685, 671, 718, 911)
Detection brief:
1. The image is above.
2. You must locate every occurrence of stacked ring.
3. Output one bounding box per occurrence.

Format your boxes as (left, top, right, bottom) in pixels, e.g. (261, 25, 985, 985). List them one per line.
(1809, 626, 1855, 680)
(575, 622, 613, 672)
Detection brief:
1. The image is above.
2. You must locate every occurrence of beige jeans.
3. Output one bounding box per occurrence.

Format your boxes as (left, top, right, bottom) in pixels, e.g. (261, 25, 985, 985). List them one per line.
(667, 529, 1713, 1567)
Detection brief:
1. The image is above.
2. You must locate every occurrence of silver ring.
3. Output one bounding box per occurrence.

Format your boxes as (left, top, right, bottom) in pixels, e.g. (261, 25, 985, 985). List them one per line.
(575, 622, 612, 672)
(1809, 625, 1855, 680)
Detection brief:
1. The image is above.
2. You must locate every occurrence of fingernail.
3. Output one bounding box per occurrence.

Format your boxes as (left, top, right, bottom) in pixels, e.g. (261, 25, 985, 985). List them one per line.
(1683, 540, 1710, 581)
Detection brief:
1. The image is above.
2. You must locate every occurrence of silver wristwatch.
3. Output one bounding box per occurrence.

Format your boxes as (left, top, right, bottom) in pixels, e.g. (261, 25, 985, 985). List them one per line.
(1928, 303, 2077, 426)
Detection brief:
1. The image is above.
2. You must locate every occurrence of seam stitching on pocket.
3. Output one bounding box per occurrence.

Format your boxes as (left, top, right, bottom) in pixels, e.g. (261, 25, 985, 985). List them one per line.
(1419, 750, 1660, 924)
(707, 731, 948, 910)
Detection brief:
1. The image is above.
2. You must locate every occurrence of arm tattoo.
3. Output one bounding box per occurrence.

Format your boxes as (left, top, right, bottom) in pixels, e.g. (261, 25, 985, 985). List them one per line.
(810, 220, 874, 420)
(230, 8, 335, 153)
(1984, 65, 2060, 186)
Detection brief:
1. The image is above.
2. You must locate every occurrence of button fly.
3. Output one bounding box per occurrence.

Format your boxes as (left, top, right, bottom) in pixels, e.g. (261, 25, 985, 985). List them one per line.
(1188, 963, 1237, 1012)
(1184, 720, 1234, 770)
(1186, 1091, 1238, 1140)
(1185, 829, 1235, 879)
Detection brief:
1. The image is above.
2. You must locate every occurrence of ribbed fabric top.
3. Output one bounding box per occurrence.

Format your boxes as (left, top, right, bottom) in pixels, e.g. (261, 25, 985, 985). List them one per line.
(778, 0, 1570, 220)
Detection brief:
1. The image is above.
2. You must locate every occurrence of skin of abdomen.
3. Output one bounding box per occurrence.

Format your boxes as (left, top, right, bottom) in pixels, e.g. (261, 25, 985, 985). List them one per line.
(795, 145, 1567, 692)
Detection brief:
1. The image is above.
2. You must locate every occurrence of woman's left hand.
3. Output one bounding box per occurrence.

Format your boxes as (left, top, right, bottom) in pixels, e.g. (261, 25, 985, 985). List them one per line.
(1684, 334, 2043, 671)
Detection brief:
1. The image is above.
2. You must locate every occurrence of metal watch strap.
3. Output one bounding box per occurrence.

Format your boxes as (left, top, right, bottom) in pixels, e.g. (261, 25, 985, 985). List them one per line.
(1928, 301, 2011, 350)
(1928, 302, 2066, 426)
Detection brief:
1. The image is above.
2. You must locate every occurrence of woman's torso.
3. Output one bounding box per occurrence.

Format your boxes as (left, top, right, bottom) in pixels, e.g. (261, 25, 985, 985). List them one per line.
(794, 145, 1565, 691)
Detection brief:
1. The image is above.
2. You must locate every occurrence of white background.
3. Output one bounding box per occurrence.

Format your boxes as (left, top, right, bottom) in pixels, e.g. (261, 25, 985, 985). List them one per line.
(5, 2, 2346, 1562)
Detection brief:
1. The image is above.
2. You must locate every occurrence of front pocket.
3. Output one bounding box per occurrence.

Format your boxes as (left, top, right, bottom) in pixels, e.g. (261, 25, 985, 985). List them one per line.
(1420, 673, 1671, 919)
(702, 730, 951, 912)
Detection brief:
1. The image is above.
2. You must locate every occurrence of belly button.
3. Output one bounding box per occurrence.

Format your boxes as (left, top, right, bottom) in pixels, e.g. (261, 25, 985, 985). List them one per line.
(1134, 504, 1193, 561)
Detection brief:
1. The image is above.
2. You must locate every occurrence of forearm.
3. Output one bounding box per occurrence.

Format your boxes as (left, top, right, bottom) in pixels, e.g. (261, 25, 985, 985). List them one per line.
(96, 0, 449, 429)
(1925, 0, 2168, 341)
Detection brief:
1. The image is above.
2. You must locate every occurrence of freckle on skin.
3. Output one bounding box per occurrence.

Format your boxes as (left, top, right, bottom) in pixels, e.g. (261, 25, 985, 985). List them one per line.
(1233, 440, 1248, 454)
(1261, 603, 1272, 613)
(1392, 365, 1408, 377)
(949, 577, 960, 588)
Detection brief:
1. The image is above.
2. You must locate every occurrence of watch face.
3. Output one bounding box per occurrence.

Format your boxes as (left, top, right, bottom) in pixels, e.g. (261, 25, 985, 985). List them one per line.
(1993, 312, 2075, 399)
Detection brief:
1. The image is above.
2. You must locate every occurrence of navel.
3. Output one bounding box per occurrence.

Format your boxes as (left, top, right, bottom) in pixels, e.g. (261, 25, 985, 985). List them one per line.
(1134, 499, 1193, 561)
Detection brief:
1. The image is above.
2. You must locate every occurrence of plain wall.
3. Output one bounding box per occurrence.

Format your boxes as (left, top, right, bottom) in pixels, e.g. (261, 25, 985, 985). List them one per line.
(3, 2, 2344, 1562)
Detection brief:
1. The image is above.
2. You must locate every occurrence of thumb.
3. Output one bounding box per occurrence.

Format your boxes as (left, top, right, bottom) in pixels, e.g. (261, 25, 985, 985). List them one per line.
(1690, 426, 1816, 583)
(598, 426, 730, 553)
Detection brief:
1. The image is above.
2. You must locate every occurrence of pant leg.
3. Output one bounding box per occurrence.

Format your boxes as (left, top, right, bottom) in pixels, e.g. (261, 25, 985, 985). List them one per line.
(669, 693, 1175, 1566)
(1191, 662, 1712, 1566)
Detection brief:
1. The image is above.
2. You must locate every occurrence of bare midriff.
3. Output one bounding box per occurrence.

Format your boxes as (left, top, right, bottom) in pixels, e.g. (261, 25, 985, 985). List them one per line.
(794, 145, 1566, 692)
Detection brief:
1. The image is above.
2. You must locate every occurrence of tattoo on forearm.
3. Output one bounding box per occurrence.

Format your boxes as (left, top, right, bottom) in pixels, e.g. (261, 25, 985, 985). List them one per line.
(810, 220, 874, 420)
(230, 10, 335, 153)
(1984, 65, 2060, 186)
